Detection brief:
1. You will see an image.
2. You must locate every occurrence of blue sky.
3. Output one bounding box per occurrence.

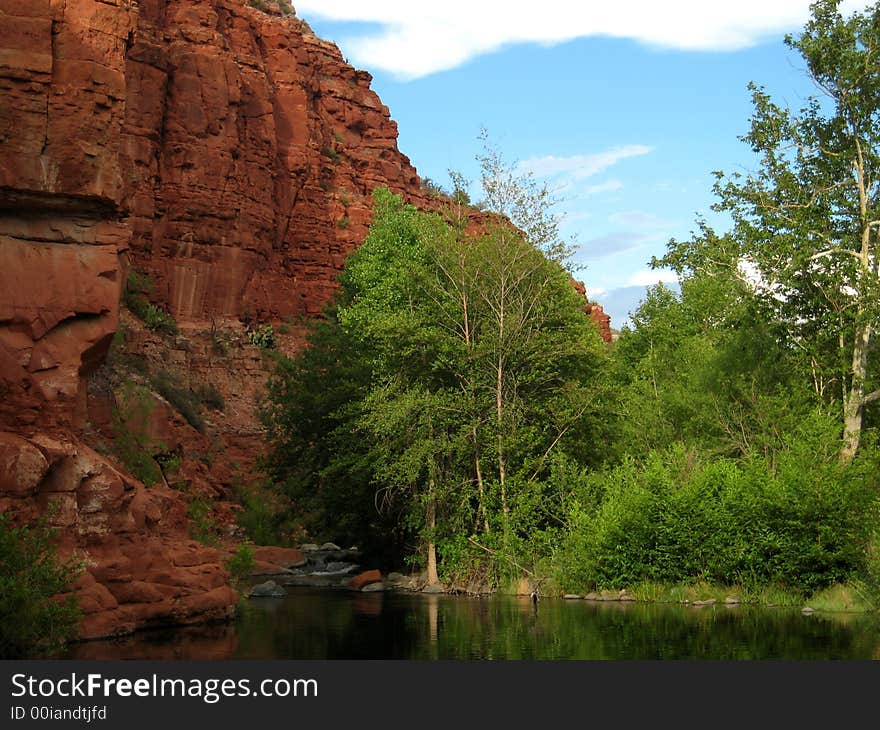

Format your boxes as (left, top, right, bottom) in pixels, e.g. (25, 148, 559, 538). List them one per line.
(295, 1, 870, 329)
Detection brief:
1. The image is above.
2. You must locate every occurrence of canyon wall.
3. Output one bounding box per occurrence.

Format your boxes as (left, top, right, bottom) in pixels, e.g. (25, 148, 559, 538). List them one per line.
(0, 0, 610, 639)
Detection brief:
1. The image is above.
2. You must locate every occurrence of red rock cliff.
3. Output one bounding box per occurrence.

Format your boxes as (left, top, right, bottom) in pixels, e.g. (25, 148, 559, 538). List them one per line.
(0, 0, 242, 640)
(122, 0, 430, 324)
(0, 0, 611, 640)
(0, 0, 439, 640)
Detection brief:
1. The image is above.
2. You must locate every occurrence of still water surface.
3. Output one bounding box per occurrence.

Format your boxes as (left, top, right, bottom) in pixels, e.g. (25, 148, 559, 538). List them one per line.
(65, 588, 880, 659)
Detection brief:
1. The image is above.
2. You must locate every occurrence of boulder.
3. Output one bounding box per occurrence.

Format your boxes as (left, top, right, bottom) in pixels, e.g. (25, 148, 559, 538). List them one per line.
(248, 580, 287, 598)
(348, 569, 382, 591)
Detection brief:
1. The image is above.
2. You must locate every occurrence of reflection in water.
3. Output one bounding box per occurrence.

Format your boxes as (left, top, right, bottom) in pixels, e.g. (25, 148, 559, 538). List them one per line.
(428, 596, 439, 644)
(63, 589, 880, 660)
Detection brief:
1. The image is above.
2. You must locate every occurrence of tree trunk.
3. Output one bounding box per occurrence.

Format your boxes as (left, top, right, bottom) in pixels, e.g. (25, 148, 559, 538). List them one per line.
(841, 150, 873, 463)
(840, 317, 872, 462)
(426, 475, 440, 585)
(473, 426, 489, 533)
(496, 354, 509, 534)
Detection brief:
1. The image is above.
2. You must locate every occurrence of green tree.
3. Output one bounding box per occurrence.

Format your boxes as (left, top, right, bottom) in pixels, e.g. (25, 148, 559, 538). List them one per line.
(264, 168, 609, 583)
(662, 0, 880, 460)
(0, 515, 81, 657)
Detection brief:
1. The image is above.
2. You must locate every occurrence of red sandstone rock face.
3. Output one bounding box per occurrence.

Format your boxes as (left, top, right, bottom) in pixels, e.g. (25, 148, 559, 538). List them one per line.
(0, 0, 133, 429)
(122, 0, 431, 324)
(0, 430, 236, 640)
(0, 0, 237, 640)
(571, 279, 613, 343)
(0, 0, 432, 641)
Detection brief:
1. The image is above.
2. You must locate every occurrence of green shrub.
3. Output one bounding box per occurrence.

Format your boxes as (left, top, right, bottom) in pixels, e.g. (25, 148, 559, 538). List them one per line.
(107, 324, 149, 375)
(247, 324, 277, 350)
(0, 515, 82, 657)
(123, 270, 177, 335)
(555, 413, 880, 595)
(227, 543, 256, 587)
(209, 320, 232, 355)
(323, 147, 340, 163)
(113, 383, 163, 485)
(420, 177, 446, 197)
(337, 216, 351, 229)
(152, 370, 205, 433)
(189, 497, 219, 546)
(235, 481, 287, 546)
(156, 451, 182, 477)
(142, 303, 178, 335)
(197, 384, 225, 412)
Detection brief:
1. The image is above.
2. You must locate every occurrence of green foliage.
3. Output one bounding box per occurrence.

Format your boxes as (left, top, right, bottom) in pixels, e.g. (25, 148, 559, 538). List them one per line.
(227, 543, 256, 587)
(209, 320, 232, 356)
(142, 304, 178, 336)
(248, 324, 277, 350)
(659, 0, 880, 459)
(323, 147, 340, 163)
(421, 177, 446, 197)
(188, 497, 219, 546)
(107, 324, 149, 375)
(555, 414, 880, 595)
(123, 269, 178, 335)
(0, 515, 82, 657)
(337, 216, 350, 229)
(264, 176, 610, 578)
(152, 370, 205, 433)
(234, 480, 293, 546)
(156, 451, 182, 477)
(197, 383, 225, 412)
(113, 383, 163, 485)
(278, 0, 293, 15)
(611, 273, 813, 461)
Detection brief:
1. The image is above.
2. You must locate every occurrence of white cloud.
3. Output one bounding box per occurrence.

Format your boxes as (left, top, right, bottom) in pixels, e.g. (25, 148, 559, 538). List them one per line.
(579, 231, 651, 259)
(519, 146, 653, 181)
(295, 1, 870, 79)
(626, 269, 679, 287)
(583, 179, 624, 196)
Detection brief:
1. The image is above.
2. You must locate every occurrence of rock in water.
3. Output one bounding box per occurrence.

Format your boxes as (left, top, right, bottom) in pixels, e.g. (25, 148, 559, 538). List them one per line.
(249, 580, 287, 598)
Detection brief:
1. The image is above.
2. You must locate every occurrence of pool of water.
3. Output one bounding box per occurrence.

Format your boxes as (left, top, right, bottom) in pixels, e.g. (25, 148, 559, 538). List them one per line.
(63, 588, 880, 660)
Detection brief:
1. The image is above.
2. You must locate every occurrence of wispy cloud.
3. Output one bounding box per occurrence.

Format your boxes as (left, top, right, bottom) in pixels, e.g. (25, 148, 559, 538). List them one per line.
(626, 269, 680, 287)
(578, 231, 652, 260)
(295, 1, 869, 79)
(519, 146, 653, 181)
(583, 179, 624, 196)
